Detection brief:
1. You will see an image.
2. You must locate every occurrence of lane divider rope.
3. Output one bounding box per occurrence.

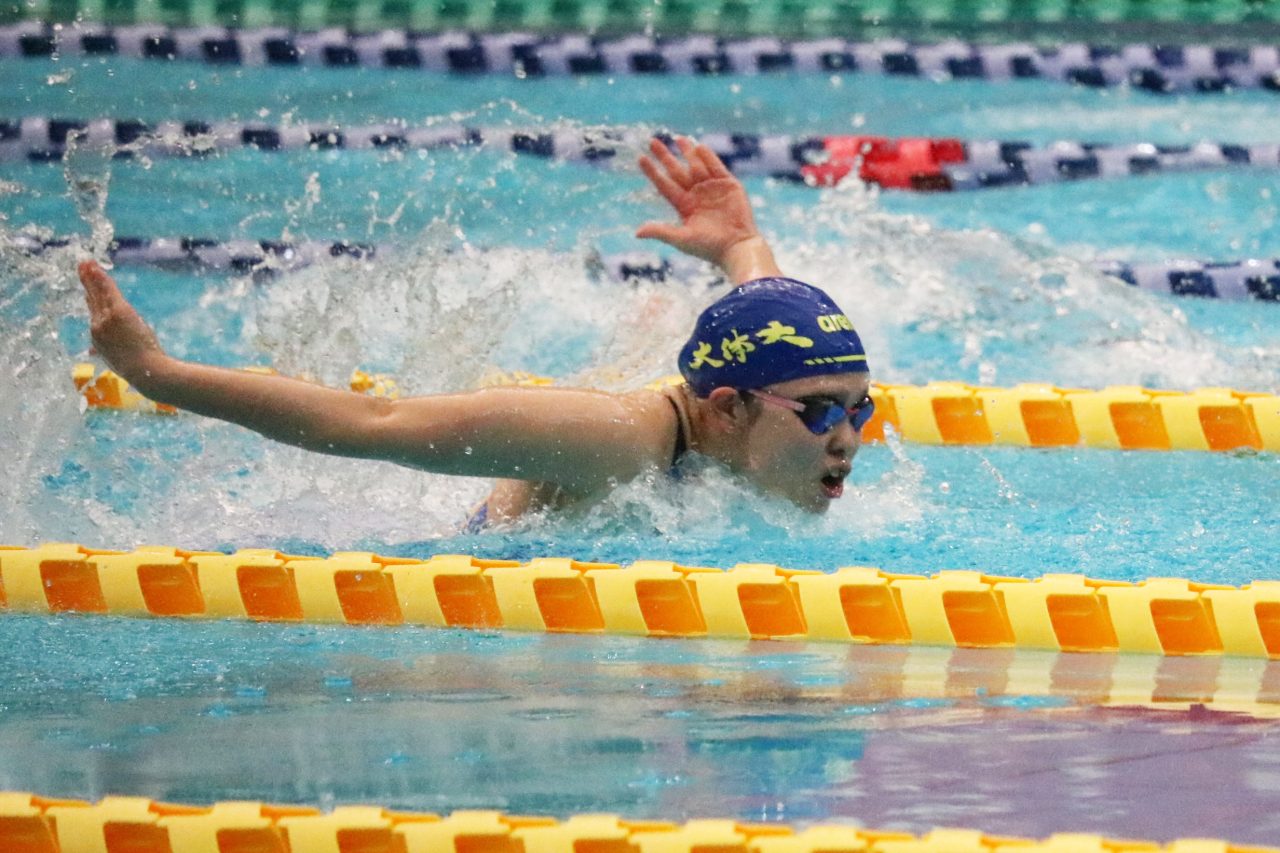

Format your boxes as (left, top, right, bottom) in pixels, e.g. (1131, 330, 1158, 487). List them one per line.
(15, 234, 1280, 302)
(6, 117, 1279, 191)
(600, 249, 1280, 302)
(6, 0, 1280, 32)
(3, 543, 1280, 659)
(13, 233, 377, 272)
(2, 791, 1274, 852)
(71, 362, 1280, 453)
(4, 22, 1280, 94)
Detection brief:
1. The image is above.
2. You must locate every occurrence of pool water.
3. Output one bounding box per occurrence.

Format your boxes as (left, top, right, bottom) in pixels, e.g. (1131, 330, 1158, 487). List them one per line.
(2, 49, 1280, 843)
(3, 614, 1280, 842)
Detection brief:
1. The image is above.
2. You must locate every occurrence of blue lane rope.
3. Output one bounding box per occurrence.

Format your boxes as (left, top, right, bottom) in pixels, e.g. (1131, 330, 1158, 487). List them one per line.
(10, 234, 375, 271)
(3, 22, 1280, 94)
(601, 250, 1280, 302)
(13, 235, 1279, 302)
(4, 118, 1278, 192)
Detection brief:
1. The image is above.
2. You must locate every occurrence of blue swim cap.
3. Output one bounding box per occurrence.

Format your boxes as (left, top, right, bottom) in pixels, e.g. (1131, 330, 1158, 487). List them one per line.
(678, 277, 869, 397)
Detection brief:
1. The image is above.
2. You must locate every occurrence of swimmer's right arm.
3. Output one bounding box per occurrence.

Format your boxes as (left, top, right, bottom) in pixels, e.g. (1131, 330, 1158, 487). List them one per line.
(636, 136, 784, 284)
(78, 260, 674, 494)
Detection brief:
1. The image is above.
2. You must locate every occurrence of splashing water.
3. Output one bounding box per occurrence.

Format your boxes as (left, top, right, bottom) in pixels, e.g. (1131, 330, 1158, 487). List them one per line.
(0, 137, 119, 540)
(782, 176, 1277, 392)
(0, 87, 1275, 560)
(61, 135, 114, 264)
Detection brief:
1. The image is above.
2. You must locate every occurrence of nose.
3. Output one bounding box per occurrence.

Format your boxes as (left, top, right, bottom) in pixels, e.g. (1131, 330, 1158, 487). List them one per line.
(826, 418, 860, 457)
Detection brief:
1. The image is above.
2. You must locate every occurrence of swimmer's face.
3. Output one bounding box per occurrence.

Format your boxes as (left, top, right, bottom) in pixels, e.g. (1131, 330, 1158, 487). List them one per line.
(732, 373, 872, 513)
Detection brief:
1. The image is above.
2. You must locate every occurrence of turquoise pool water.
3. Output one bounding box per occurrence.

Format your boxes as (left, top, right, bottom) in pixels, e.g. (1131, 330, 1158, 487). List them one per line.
(2, 51, 1280, 843)
(2, 615, 1280, 842)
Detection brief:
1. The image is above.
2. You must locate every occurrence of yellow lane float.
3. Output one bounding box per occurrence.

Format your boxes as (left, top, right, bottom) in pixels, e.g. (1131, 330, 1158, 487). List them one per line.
(4, 544, 1280, 659)
(0, 792, 1274, 853)
(72, 364, 1280, 453)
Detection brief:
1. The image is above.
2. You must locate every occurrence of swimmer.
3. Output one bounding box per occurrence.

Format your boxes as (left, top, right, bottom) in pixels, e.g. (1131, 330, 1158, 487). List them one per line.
(77, 137, 873, 527)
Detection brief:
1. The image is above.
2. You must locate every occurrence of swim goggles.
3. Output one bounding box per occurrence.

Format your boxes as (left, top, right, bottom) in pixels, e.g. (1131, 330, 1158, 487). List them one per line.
(747, 389, 876, 435)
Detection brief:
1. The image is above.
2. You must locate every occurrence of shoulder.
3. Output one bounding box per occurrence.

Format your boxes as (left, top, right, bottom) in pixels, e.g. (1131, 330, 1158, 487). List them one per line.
(512, 385, 683, 490)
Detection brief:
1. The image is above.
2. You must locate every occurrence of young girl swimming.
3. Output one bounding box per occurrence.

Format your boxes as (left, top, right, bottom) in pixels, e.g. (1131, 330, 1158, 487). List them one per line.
(78, 137, 873, 526)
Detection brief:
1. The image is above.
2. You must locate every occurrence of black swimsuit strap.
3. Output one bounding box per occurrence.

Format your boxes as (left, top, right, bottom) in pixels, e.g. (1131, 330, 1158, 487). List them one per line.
(667, 393, 688, 470)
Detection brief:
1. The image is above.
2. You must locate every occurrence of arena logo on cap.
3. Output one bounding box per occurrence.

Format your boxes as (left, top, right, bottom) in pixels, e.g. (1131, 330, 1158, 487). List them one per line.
(817, 313, 855, 332)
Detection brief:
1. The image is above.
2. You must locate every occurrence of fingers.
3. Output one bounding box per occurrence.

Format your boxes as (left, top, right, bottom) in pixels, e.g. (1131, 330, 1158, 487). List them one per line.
(647, 136, 692, 189)
(78, 259, 114, 316)
(634, 221, 683, 245)
(676, 137, 710, 184)
(648, 135, 732, 184)
(78, 259, 130, 331)
(638, 154, 687, 210)
(695, 144, 734, 180)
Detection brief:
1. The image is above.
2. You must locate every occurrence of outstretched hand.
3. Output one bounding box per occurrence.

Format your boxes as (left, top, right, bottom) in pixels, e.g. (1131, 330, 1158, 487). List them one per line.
(635, 137, 781, 283)
(78, 259, 168, 388)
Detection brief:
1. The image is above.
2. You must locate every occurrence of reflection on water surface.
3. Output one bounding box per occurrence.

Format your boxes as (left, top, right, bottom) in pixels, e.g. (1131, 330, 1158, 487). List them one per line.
(1, 615, 1277, 842)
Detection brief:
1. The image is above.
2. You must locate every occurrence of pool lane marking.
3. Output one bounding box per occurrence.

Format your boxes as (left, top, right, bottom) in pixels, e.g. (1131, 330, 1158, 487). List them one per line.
(4, 119, 1279, 192)
(16, 234, 1280, 303)
(63, 362, 1280, 455)
(4, 22, 1280, 94)
(5, 546, 1280, 661)
(4, 791, 1279, 851)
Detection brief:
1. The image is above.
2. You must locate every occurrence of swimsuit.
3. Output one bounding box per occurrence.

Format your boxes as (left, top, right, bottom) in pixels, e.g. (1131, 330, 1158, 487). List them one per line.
(462, 500, 489, 534)
(663, 385, 691, 477)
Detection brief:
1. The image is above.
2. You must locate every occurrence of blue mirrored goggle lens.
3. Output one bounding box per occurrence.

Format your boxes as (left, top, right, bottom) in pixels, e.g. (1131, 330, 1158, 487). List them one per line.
(851, 397, 876, 431)
(799, 397, 876, 435)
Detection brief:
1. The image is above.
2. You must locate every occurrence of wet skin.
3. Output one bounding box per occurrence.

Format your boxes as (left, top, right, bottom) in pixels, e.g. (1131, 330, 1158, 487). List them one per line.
(734, 373, 872, 513)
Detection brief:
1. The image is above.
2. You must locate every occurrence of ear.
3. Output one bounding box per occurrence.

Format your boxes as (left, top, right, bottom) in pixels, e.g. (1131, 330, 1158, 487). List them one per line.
(704, 386, 746, 433)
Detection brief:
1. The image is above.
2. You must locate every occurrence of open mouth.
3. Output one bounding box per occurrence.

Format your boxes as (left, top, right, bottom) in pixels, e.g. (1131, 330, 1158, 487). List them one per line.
(820, 473, 845, 499)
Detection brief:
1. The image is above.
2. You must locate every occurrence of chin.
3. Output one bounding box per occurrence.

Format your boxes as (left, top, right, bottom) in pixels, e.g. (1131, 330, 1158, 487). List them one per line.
(794, 494, 831, 514)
